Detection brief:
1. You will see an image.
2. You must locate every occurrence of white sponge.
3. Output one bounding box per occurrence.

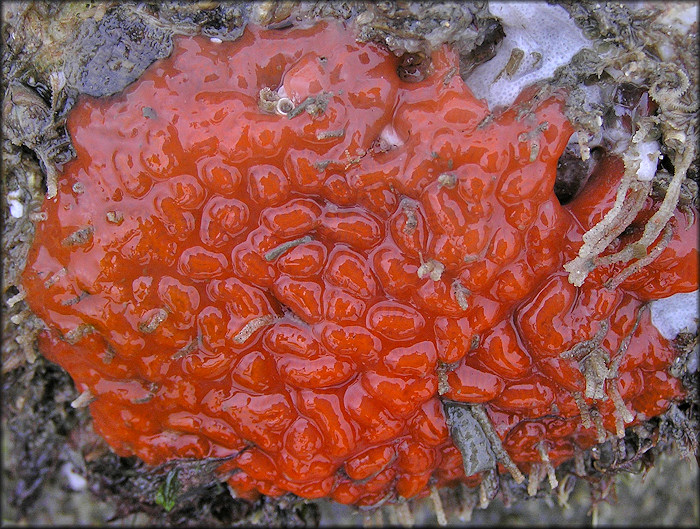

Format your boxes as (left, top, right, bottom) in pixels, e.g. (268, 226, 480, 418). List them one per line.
(465, 2, 591, 110)
(650, 290, 699, 340)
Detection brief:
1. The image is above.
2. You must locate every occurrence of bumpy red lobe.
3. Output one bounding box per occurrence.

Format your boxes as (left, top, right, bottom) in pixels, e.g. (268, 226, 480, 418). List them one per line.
(22, 21, 698, 504)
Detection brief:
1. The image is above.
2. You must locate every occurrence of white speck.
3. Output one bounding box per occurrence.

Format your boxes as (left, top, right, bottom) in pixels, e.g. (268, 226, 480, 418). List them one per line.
(635, 140, 660, 181)
(650, 290, 699, 340)
(8, 189, 24, 218)
(210, 37, 222, 44)
(465, 2, 591, 110)
(379, 124, 404, 148)
(61, 462, 88, 491)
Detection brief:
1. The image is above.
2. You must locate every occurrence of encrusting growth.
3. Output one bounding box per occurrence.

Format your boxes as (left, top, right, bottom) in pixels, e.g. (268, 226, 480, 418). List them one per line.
(20, 21, 698, 507)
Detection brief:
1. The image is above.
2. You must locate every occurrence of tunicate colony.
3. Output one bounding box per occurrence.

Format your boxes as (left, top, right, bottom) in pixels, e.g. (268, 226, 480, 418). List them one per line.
(21, 22, 698, 505)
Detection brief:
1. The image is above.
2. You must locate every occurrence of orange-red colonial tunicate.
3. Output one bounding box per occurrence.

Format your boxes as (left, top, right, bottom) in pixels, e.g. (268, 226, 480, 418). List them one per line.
(22, 21, 698, 505)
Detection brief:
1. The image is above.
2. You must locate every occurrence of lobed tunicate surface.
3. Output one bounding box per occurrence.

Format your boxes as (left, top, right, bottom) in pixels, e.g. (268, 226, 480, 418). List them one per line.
(22, 21, 698, 506)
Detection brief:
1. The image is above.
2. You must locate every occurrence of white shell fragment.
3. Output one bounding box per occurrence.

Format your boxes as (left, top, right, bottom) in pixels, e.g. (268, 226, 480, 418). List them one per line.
(650, 290, 699, 340)
(635, 140, 661, 181)
(61, 462, 88, 491)
(444, 403, 496, 476)
(8, 189, 24, 218)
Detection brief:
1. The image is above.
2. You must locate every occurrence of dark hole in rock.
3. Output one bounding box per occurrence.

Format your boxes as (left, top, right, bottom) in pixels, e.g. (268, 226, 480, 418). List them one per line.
(660, 152, 676, 176)
(397, 51, 431, 83)
(554, 145, 603, 206)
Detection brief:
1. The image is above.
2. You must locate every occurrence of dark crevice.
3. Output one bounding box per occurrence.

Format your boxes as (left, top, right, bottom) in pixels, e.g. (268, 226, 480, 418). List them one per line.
(397, 51, 431, 83)
(458, 18, 505, 78)
(659, 153, 675, 176)
(554, 145, 603, 205)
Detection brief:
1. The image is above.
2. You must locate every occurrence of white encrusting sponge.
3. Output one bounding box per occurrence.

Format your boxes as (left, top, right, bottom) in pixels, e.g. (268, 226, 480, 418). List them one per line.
(465, 2, 591, 110)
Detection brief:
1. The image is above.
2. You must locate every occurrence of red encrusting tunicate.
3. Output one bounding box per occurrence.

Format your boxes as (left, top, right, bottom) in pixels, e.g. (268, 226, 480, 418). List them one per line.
(22, 21, 698, 506)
